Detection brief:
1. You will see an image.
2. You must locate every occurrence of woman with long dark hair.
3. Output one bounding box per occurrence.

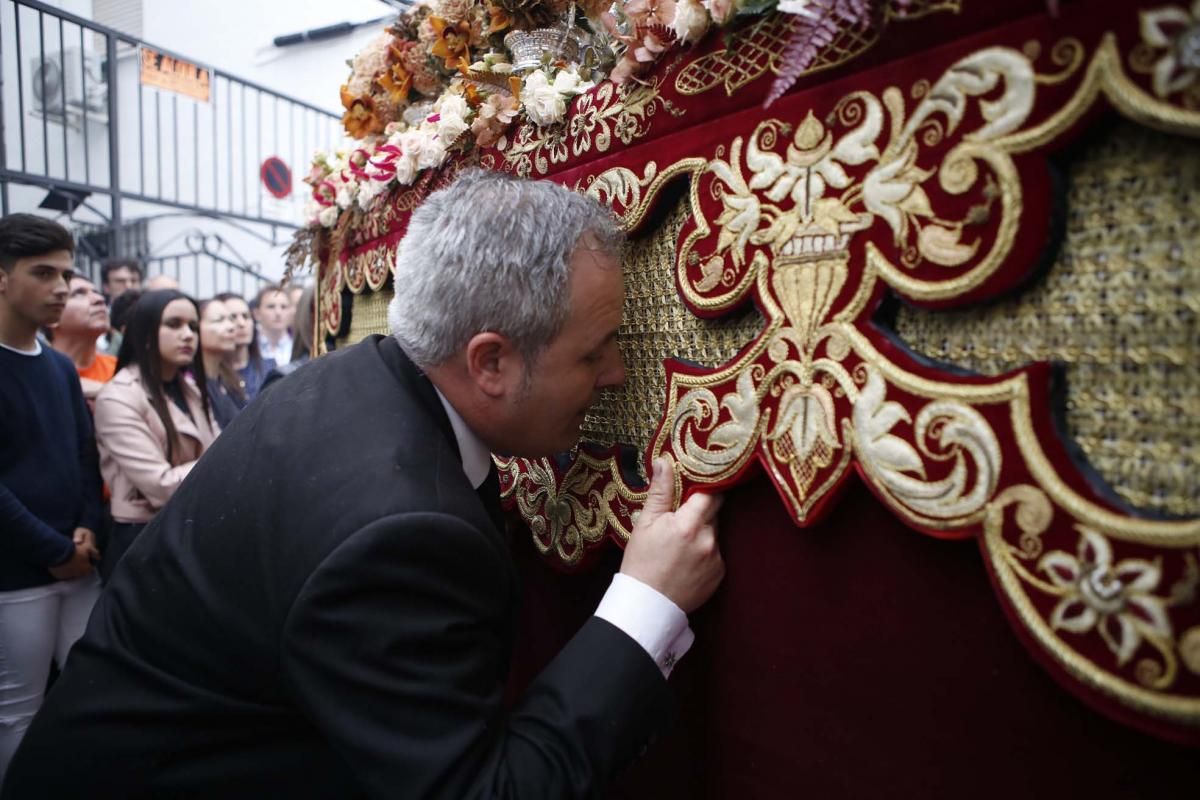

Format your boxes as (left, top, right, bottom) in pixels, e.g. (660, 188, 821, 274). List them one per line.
(93, 290, 218, 579)
(215, 292, 274, 401)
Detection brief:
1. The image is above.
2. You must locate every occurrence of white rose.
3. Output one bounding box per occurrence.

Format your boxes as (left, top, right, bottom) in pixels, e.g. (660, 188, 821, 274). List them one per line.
(671, 0, 711, 44)
(438, 94, 469, 121)
(318, 205, 340, 228)
(550, 69, 582, 94)
(438, 113, 469, 145)
(394, 153, 419, 185)
(356, 178, 388, 211)
(435, 95, 470, 144)
(417, 135, 447, 170)
(393, 132, 424, 184)
(335, 178, 359, 210)
(521, 70, 567, 128)
(303, 198, 321, 224)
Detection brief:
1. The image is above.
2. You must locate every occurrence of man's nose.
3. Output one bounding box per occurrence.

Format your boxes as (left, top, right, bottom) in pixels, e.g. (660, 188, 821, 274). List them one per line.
(597, 352, 626, 390)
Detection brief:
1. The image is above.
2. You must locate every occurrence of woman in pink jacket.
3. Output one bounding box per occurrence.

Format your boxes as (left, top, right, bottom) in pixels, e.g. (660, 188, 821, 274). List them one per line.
(94, 290, 218, 580)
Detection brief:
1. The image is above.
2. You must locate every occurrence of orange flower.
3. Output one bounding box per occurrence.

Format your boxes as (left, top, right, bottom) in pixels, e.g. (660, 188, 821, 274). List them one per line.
(464, 83, 482, 107)
(339, 86, 384, 139)
(485, 0, 513, 33)
(378, 62, 412, 104)
(429, 16, 472, 71)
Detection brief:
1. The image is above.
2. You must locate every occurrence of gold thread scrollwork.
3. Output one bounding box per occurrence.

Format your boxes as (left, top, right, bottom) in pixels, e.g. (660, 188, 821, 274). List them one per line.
(503, 77, 684, 178)
(496, 452, 646, 566)
(852, 363, 1002, 527)
(1035, 37, 1087, 85)
(580, 158, 707, 233)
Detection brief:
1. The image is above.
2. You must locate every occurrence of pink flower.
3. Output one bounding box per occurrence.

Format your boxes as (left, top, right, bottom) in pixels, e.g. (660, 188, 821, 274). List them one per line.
(634, 30, 670, 62)
(471, 93, 519, 147)
(626, 0, 677, 27)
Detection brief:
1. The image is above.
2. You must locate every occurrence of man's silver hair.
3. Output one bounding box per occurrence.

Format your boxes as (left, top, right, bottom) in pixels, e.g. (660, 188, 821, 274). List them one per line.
(387, 169, 623, 368)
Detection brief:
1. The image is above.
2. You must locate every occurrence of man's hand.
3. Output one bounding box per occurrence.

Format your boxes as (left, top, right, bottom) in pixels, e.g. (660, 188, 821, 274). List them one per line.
(49, 540, 97, 580)
(620, 457, 724, 613)
(73, 527, 101, 563)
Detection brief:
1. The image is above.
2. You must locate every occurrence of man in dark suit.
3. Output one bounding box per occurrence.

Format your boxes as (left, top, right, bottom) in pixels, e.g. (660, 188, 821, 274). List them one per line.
(2, 171, 724, 798)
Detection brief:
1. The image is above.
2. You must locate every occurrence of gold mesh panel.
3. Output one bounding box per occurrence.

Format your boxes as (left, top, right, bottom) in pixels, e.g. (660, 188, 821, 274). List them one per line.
(335, 286, 393, 350)
(893, 121, 1200, 517)
(582, 196, 765, 450)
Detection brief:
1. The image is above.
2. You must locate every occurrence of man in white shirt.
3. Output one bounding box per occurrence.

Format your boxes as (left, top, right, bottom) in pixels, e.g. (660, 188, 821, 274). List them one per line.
(4, 171, 724, 799)
(254, 285, 293, 367)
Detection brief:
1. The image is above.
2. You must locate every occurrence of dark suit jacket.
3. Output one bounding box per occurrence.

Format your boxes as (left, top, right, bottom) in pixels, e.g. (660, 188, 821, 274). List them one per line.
(3, 335, 670, 799)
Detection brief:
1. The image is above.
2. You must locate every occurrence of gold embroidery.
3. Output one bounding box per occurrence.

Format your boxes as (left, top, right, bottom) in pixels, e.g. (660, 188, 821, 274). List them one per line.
(985, 489, 1200, 723)
(674, 13, 799, 97)
(581, 197, 766, 450)
(673, 1, 961, 98)
(335, 286, 392, 351)
(1130, 2, 1200, 109)
(675, 40, 1069, 311)
(503, 76, 685, 178)
(579, 159, 707, 233)
(1182, 627, 1200, 676)
(852, 363, 1002, 526)
(894, 122, 1200, 518)
(496, 452, 647, 564)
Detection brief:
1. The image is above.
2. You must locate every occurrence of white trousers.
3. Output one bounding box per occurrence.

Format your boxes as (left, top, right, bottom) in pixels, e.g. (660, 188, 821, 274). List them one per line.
(0, 575, 100, 783)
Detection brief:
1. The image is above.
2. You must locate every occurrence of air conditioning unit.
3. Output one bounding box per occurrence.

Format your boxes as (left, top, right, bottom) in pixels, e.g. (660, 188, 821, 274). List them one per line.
(30, 48, 108, 124)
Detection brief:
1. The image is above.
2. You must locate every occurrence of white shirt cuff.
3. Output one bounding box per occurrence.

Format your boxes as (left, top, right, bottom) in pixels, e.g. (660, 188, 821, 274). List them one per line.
(593, 573, 694, 679)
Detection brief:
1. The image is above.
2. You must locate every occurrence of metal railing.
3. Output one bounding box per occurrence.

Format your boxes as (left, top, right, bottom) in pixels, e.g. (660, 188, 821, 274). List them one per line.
(0, 0, 343, 289)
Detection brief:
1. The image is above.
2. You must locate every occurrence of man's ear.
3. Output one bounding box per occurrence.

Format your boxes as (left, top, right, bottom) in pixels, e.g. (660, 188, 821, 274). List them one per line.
(464, 331, 521, 398)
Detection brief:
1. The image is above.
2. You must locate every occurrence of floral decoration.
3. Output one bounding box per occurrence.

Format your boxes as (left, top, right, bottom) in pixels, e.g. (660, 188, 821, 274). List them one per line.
(304, 0, 916, 230)
(1039, 527, 1174, 666)
(1138, 1, 1200, 103)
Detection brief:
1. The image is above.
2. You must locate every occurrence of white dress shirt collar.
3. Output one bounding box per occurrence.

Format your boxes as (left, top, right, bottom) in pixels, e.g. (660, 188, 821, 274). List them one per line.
(432, 386, 492, 490)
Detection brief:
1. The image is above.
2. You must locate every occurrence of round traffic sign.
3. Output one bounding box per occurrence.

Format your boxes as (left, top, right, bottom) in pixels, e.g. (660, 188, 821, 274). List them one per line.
(260, 156, 292, 199)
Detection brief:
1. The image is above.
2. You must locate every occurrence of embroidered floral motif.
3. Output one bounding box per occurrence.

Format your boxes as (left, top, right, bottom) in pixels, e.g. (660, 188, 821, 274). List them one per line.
(1040, 528, 1174, 666)
(1139, 1, 1200, 102)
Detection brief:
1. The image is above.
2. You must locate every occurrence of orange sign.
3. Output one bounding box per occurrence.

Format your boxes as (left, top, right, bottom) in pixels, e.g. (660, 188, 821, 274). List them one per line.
(139, 48, 210, 102)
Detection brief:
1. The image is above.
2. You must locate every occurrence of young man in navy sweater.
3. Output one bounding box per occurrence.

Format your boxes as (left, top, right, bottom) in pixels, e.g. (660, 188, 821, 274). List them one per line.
(0, 214, 103, 784)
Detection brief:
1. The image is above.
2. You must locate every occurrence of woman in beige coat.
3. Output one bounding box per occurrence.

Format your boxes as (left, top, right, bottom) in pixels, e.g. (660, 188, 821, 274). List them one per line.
(94, 290, 218, 580)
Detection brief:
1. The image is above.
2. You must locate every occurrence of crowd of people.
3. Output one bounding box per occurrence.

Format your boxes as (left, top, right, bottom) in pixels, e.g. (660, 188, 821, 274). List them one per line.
(0, 213, 314, 778)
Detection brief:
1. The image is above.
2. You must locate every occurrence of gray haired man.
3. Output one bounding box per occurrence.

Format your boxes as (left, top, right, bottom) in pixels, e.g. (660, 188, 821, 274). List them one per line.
(4, 170, 725, 799)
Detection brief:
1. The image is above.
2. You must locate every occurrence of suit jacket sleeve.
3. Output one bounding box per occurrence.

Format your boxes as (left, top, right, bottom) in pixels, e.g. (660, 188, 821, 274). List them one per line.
(280, 511, 672, 799)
